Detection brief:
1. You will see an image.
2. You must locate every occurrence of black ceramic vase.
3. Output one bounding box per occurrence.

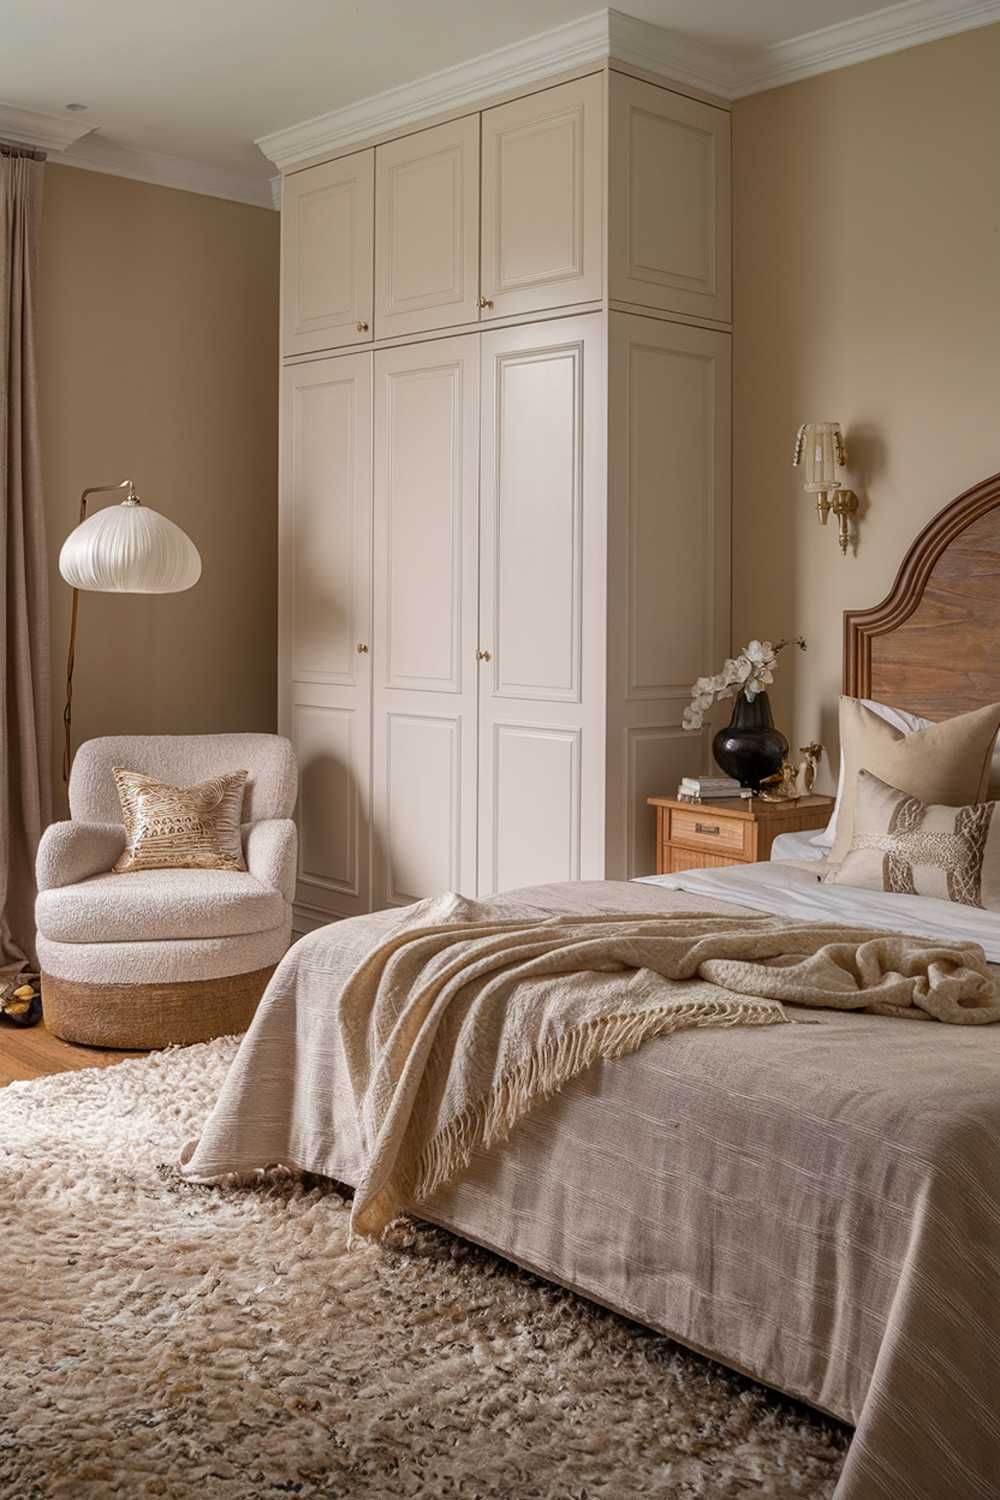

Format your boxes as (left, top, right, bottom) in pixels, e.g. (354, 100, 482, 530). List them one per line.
(712, 691, 788, 791)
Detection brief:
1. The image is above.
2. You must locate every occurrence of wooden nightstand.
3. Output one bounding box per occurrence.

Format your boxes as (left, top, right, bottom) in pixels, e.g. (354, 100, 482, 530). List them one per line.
(647, 794, 835, 874)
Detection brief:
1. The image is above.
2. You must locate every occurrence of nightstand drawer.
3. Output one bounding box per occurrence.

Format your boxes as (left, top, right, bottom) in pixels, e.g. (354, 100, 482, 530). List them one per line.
(668, 808, 750, 859)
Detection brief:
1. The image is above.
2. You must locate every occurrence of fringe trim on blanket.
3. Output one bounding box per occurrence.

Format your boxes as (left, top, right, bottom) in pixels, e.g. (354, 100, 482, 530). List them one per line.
(366, 996, 785, 1236)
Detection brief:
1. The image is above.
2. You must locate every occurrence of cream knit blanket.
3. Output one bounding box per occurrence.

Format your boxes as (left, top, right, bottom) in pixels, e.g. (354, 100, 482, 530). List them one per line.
(336, 894, 1000, 1238)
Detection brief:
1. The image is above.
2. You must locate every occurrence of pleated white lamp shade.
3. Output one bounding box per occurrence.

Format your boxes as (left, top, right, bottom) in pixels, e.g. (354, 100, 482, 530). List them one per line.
(59, 501, 202, 593)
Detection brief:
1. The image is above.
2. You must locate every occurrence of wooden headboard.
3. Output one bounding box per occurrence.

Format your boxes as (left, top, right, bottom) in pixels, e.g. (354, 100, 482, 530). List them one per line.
(844, 472, 1000, 721)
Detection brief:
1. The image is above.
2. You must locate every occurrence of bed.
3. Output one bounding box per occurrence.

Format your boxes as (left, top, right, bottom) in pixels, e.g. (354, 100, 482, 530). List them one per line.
(184, 472, 1000, 1500)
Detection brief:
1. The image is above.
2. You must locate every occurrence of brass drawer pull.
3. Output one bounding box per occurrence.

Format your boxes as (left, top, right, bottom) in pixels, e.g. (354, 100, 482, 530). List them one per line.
(355, 320, 369, 333)
(694, 822, 720, 836)
(478, 296, 493, 310)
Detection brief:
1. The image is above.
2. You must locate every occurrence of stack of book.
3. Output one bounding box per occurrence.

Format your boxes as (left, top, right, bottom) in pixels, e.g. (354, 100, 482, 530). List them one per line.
(676, 775, 751, 803)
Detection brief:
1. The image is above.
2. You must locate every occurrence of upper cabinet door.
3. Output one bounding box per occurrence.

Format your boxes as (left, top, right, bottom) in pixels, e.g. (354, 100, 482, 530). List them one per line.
(481, 75, 603, 319)
(375, 116, 480, 339)
(281, 151, 374, 357)
(609, 74, 731, 324)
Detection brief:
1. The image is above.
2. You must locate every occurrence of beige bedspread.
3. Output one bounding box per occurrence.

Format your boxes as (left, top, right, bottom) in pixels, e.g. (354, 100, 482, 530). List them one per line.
(181, 881, 1000, 1500)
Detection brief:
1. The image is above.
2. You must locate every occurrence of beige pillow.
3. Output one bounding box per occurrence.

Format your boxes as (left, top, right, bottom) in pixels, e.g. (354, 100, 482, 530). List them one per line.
(112, 767, 248, 873)
(829, 698, 1000, 865)
(827, 769, 1000, 909)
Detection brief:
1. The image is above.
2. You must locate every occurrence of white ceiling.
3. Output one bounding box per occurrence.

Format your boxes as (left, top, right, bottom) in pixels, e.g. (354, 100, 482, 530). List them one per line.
(0, 0, 995, 203)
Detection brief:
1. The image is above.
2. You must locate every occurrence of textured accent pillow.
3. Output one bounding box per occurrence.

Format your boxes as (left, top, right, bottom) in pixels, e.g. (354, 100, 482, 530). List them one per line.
(826, 770, 1000, 909)
(112, 768, 248, 873)
(828, 698, 1000, 866)
(811, 699, 932, 848)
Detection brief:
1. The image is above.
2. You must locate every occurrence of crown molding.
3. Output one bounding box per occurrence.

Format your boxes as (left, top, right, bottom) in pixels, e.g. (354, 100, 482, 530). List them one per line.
(255, 8, 746, 171)
(0, 101, 96, 153)
(257, 0, 1000, 172)
(57, 136, 275, 209)
(11, 0, 997, 193)
(736, 0, 1000, 95)
(605, 10, 746, 97)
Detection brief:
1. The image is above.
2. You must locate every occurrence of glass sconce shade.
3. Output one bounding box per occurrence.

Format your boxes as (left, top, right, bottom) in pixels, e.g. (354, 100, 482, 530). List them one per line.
(792, 422, 847, 493)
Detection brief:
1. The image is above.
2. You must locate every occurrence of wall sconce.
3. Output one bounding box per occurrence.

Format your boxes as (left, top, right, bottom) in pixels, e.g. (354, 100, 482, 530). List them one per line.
(792, 422, 859, 555)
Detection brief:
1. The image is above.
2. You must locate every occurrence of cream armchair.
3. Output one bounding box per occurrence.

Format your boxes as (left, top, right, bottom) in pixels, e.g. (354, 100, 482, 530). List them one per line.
(35, 733, 297, 1049)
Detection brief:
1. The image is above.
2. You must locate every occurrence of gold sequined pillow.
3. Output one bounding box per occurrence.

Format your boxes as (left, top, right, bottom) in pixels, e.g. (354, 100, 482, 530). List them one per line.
(825, 769, 1000, 909)
(112, 767, 248, 873)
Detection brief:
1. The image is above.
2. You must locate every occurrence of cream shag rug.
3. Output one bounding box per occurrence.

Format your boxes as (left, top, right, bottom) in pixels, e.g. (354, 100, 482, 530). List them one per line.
(0, 1039, 849, 1499)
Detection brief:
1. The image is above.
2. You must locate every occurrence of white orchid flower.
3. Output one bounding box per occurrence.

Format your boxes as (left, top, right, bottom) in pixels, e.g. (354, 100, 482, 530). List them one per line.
(682, 634, 806, 729)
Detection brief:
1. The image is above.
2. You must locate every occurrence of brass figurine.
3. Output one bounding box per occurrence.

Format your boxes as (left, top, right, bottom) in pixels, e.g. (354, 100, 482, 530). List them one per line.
(798, 742, 823, 795)
(759, 761, 800, 801)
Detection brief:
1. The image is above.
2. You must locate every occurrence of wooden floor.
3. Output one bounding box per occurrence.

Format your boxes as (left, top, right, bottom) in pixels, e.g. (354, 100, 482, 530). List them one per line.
(0, 1019, 144, 1086)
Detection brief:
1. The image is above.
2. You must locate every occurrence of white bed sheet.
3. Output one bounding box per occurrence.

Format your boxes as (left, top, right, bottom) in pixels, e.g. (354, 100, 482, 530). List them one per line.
(639, 859, 1000, 962)
(769, 829, 827, 863)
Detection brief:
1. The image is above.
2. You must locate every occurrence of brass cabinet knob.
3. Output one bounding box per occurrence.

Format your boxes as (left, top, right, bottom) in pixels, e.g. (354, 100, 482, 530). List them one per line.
(355, 320, 369, 333)
(357, 642, 369, 653)
(476, 648, 492, 661)
(478, 296, 493, 310)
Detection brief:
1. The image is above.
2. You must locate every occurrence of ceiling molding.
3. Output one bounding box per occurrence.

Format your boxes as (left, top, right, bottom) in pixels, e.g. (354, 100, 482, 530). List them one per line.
(10, 0, 998, 190)
(56, 136, 275, 209)
(735, 0, 1000, 95)
(0, 101, 96, 153)
(256, 0, 1000, 172)
(604, 10, 745, 97)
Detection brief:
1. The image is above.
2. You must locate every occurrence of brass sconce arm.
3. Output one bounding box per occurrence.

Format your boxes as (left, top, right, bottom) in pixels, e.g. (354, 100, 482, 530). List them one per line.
(830, 488, 858, 556)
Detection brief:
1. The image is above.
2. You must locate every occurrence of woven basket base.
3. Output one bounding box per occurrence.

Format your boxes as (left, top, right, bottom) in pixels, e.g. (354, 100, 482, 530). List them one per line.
(41, 966, 276, 1050)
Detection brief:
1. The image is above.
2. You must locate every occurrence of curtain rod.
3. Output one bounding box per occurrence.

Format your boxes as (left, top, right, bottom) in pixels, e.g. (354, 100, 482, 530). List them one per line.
(0, 141, 47, 161)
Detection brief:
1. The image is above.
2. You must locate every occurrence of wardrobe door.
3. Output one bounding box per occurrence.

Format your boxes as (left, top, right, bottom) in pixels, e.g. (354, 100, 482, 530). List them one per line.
(281, 150, 374, 357)
(375, 116, 480, 338)
(478, 315, 606, 896)
(480, 75, 603, 320)
(609, 74, 731, 323)
(605, 313, 732, 880)
(371, 336, 479, 908)
(279, 354, 372, 926)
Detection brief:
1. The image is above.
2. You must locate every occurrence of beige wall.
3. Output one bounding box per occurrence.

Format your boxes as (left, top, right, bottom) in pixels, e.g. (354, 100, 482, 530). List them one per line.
(733, 24, 1000, 791)
(39, 164, 279, 811)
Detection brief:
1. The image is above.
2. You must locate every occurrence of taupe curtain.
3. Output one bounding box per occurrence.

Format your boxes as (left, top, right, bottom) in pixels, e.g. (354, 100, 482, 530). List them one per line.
(1, 151, 51, 974)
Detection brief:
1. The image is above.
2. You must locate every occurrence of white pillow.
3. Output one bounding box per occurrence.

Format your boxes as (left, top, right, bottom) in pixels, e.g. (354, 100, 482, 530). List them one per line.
(810, 699, 932, 848)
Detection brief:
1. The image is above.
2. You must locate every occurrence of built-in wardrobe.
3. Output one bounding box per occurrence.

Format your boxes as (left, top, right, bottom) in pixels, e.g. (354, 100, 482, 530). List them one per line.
(278, 67, 732, 930)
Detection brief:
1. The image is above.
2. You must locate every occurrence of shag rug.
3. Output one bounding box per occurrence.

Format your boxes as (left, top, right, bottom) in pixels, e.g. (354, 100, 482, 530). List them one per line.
(0, 1039, 850, 1499)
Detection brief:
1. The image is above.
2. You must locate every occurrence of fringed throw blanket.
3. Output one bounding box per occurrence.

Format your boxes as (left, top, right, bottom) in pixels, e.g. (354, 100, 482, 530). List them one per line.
(185, 892, 1000, 1240)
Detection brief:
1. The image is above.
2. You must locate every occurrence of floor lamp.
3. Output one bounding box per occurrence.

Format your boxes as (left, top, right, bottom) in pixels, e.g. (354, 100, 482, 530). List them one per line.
(58, 479, 202, 780)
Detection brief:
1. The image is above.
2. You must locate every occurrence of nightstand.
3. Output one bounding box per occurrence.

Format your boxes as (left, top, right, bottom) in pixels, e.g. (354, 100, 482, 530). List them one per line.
(646, 794, 835, 874)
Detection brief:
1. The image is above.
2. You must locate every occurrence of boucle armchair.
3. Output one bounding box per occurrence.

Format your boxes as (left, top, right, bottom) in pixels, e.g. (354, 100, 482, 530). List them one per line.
(35, 734, 297, 1049)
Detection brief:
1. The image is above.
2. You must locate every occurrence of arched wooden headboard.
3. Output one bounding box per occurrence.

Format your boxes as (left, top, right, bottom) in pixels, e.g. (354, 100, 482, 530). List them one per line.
(844, 471, 1000, 720)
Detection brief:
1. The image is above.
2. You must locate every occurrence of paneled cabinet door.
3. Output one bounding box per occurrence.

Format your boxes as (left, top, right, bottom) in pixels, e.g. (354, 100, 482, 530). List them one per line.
(279, 354, 372, 925)
(375, 116, 480, 339)
(478, 316, 606, 896)
(281, 151, 374, 357)
(371, 336, 480, 908)
(605, 313, 732, 881)
(609, 74, 731, 323)
(480, 75, 603, 320)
